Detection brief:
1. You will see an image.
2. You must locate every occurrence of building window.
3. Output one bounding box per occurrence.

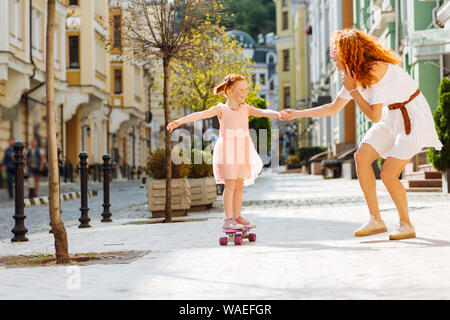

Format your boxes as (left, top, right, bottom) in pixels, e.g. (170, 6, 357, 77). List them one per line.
(69, 0, 79, 5)
(95, 0, 103, 17)
(31, 8, 43, 57)
(114, 69, 123, 94)
(282, 11, 288, 30)
(259, 73, 266, 85)
(9, 0, 23, 45)
(134, 68, 140, 98)
(113, 15, 121, 48)
(283, 87, 290, 108)
(283, 49, 290, 71)
(68, 35, 80, 68)
(95, 37, 105, 74)
(282, 0, 288, 7)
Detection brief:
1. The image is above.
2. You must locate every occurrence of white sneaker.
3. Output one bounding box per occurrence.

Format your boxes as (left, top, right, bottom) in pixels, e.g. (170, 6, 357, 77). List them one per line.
(389, 222, 416, 240)
(353, 215, 388, 237)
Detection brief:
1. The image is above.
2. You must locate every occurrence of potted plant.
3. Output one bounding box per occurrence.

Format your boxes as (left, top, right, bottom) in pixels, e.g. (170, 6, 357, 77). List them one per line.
(147, 149, 191, 217)
(427, 77, 450, 193)
(286, 155, 302, 170)
(187, 149, 216, 211)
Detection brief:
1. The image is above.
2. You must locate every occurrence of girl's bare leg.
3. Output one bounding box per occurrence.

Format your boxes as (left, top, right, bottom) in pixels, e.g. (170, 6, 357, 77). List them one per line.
(354, 143, 382, 221)
(380, 157, 412, 226)
(223, 179, 236, 219)
(232, 178, 244, 219)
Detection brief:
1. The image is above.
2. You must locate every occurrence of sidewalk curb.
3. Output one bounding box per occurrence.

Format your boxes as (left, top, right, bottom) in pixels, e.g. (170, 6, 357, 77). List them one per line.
(24, 190, 98, 208)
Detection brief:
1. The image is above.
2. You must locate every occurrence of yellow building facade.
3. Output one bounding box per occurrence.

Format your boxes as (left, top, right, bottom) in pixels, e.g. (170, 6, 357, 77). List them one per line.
(0, 0, 151, 187)
(275, 0, 310, 158)
(0, 0, 67, 156)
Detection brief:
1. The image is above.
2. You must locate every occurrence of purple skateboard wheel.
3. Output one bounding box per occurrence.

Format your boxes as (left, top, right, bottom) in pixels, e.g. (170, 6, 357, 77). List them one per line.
(234, 235, 243, 245)
(249, 233, 256, 242)
(219, 237, 228, 246)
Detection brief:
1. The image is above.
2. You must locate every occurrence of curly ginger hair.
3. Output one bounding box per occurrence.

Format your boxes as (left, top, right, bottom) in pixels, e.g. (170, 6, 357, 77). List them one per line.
(330, 29, 402, 89)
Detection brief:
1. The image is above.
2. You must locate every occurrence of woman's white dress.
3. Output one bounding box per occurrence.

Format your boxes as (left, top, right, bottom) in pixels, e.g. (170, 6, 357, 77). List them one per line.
(338, 63, 443, 159)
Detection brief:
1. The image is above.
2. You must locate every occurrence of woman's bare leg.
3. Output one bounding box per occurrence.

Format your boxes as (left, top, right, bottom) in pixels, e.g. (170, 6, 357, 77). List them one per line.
(380, 157, 412, 226)
(354, 143, 382, 221)
(232, 178, 244, 219)
(223, 179, 236, 219)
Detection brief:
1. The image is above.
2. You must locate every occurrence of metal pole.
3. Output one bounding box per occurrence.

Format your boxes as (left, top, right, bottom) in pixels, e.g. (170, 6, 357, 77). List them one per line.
(78, 151, 91, 228)
(101, 154, 112, 223)
(11, 141, 28, 242)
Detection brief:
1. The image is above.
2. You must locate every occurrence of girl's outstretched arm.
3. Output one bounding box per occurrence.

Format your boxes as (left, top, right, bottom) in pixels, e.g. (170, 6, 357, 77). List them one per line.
(247, 105, 281, 119)
(167, 105, 221, 131)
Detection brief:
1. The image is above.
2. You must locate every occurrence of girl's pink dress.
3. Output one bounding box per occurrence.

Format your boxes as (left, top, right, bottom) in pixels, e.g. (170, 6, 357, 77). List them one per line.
(213, 103, 263, 186)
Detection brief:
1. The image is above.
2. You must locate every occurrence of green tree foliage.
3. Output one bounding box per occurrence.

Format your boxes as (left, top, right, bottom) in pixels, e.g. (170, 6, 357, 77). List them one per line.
(247, 93, 272, 151)
(427, 77, 450, 171)
(222, 0, 276, 39)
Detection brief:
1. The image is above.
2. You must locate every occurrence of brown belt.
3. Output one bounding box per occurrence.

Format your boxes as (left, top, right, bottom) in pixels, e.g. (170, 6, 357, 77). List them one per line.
(388, 88, 420, 135)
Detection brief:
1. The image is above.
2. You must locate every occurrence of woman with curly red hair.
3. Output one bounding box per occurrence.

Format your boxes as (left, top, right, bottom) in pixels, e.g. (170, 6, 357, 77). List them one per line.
(281, 29, 442, 240)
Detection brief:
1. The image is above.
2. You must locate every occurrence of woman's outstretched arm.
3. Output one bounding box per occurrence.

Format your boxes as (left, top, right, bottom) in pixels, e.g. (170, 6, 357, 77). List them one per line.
(280, 96, 350, 120)
(167, 105, 221, 131)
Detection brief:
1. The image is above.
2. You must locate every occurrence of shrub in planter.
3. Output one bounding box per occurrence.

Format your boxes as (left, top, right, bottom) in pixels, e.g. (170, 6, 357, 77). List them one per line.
(188, 149, 213, 178)
(147, 149, 191, 217)
(427, 77, 450, 192)
(188, 149, 216, 210)
(286, 155, 302, 169)
(297, 146, 327, 165)
(148, 148, 190, 179)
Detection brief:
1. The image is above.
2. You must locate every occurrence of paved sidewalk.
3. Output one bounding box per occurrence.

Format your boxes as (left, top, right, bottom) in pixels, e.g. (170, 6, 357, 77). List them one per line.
(1, 169, 450, 299)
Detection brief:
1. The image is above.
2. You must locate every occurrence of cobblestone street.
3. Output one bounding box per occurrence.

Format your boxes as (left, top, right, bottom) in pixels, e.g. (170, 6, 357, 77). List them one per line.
(1, 168, 450, 299)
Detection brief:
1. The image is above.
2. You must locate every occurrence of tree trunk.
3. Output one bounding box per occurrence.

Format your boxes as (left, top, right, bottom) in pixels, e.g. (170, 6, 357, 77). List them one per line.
(202, 100, 207, 134)
(163, 58, 172, 223)
(46, 0, 70, 264)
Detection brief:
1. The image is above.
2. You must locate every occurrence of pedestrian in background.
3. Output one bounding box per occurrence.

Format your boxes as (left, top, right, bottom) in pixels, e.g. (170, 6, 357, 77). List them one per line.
(1, 139, 16, 199)
(26, 139, 46, 198)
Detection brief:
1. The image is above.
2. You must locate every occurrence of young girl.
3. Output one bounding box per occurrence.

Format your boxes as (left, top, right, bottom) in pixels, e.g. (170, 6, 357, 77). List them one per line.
(281, 29, 442, 240)
(167, 74, 281, 230)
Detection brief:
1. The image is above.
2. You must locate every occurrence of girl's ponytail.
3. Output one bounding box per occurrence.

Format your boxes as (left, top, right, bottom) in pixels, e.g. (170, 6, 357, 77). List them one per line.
(214, 82, 227, 95)
(214, 74, 246, 96)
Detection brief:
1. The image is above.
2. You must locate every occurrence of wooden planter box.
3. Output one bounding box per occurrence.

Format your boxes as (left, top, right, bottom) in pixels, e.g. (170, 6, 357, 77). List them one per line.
(311, 161, 323, 175)
(188, 177, 217, 212)
(147, 178, 191, 218)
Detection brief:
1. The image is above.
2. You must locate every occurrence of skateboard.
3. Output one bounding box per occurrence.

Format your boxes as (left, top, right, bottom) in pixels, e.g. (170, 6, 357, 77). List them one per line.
(219, 227, 256, 246)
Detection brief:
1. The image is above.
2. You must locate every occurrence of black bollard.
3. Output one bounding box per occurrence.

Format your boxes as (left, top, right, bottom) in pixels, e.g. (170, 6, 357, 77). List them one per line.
(101, 154, 112, 223)
(78, 152, 91, 228)
(50, 147, 63, 233)
(11, 141, 28, 242)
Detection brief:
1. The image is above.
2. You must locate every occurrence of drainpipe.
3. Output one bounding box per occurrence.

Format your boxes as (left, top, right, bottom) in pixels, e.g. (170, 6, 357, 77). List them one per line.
(432, 0, 444, 80)
(22, 0, 45, 148)
(395, 0, 399, 54)
(304, 7, 310, 146)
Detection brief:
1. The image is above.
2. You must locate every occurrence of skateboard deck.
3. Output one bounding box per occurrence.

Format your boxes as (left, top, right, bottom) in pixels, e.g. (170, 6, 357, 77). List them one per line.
(220, 227, 256, 245)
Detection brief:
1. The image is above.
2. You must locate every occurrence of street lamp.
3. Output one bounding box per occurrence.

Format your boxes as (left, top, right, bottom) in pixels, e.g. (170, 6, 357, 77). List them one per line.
(66, 5, 81, 31)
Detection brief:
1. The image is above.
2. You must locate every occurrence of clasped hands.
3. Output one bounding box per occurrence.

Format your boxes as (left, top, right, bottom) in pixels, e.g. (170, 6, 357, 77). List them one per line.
(278, 110, 297, 121)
